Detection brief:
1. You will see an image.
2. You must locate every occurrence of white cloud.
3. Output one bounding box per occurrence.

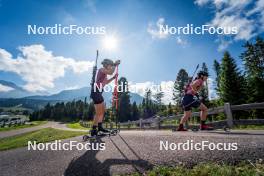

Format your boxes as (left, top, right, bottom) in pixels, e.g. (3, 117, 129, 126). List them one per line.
(147, 17, 169, 39)
(195, 0, 211, 6)
(64, 85, 80, 90)
(84, 0, 97, 13)
(207, 78, 218, 100)
(247, 0, 264, 30)
(0, 84, 14, 92)
(129, 81, 174, 104)
(129, 79, 218, 104)
(195, 0, 264, 51)
(63, 13, 76, 24)
(216, 37, 233, 51)
(176, 36, 188, 46)
(160, 81, 174, 104)
(0, 45, 94, 92)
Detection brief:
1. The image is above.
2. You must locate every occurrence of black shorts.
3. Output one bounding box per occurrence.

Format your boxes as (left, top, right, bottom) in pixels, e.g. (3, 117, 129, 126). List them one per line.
(181, 94, 201, 111)
(90, 91, 104, 104)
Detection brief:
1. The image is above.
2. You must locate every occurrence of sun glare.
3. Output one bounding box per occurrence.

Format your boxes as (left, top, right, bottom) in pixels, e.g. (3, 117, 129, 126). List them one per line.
(103, 35, 118, 50)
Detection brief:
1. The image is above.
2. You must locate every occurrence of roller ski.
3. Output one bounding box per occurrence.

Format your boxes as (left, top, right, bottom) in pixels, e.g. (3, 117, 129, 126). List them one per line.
(82, 129, 109, 142)
(98, 125, 118, 136)
(191, 124, 214, 132)
(191, 124, 231, 132)
(83, 126, 118, 142)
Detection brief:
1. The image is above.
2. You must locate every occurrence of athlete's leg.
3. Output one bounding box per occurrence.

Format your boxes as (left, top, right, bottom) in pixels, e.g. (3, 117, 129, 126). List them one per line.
(177, 110, 192, 131)
(98, 103, 105, 123)
(93, 103, 102, 126)
(91, 103, 103, 136)
(199, 103, 208, 121)
(97, 103, 110, 133)
(199, 103, 213, 130)
(180, 110, 192, 124)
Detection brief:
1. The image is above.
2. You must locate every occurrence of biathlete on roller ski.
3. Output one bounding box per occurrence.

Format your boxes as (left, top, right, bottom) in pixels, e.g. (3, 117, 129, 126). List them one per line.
(177, 71, 214, 131)
(90, 59, 120, 136)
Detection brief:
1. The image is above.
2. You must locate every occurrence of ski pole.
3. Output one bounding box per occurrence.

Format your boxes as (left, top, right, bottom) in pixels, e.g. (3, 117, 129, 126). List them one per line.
(90, 50, 99, 96)
(112, 65, 119, 130)
(190, 64, 199, 82)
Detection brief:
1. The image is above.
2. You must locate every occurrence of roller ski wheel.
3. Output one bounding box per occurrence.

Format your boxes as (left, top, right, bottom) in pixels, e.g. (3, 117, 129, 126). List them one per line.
(191, 127, 199, 132)
(97, 131, 111, 137)
(223, 126, 230, 132)
(83, 135, 89, 142)
(110, 129, 119, 135)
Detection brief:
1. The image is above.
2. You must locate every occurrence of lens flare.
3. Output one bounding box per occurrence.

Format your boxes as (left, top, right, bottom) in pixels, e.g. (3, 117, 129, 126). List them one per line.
(103, 35, 118, 50)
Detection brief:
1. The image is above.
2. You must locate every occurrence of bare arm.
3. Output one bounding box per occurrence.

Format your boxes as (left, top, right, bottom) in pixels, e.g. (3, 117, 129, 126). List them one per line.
(101, 66, 118, 85)
(103, 75, 116, 85)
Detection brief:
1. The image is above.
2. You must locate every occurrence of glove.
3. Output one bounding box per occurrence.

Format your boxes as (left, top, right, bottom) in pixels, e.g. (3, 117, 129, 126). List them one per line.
(115, 60, 121, 66)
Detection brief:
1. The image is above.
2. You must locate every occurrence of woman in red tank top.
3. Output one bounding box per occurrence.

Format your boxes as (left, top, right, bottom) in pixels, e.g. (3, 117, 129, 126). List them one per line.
(177, 71, 213, 131)
(90, 59, 120, 136)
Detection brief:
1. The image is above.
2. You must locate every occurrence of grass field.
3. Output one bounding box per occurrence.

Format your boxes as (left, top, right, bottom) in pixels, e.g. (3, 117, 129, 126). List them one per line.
(66, 122, 90, 130)
(0, 127, 86, 151)
(234, 124, 264, 130)
(0, 106, 32, 112)
(0, 121, 47, 132)
(127, 162, 264, 176)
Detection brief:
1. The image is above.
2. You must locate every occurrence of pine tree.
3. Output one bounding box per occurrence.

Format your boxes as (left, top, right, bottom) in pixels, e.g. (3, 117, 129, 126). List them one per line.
(142, 89, 154, 118)
(213, 60, 221, 96)
(87, 102, 95, 120)
(241, 37, 264, 103)
(131, 101, 139, 121)
(173, 69, 189, 106)
(153, 86, 164, 111)
(117, 77, 131, 122)
(167, 103, 173, 116)
(219, 52, 247, 105)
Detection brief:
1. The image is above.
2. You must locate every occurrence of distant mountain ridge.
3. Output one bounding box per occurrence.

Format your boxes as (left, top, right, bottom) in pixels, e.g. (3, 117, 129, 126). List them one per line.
(0, 80, 143, 110)
(0, 80, 34, 98)
(25, 86, 143, 105)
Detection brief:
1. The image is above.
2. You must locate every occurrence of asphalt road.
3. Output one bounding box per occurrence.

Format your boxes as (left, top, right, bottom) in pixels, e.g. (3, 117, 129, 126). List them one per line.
(1, 130, 264, 176)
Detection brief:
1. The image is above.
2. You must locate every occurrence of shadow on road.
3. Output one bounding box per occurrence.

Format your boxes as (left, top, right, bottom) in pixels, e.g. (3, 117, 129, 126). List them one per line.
(64, 136, 153, 176)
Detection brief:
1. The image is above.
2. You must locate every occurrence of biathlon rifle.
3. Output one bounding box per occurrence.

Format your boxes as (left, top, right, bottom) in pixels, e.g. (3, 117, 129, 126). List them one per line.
(90, 50, 99, 97)
(184, 64, 199, 93)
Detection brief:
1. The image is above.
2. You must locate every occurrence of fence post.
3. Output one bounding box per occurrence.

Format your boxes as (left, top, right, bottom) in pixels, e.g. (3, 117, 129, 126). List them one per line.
(139, 118, 142, 129)
(156, 116, 160, 129)
(224, 102, 233, 128)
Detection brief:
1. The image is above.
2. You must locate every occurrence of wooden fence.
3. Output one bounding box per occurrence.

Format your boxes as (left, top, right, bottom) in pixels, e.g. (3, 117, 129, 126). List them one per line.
(119, 102, 264, 130)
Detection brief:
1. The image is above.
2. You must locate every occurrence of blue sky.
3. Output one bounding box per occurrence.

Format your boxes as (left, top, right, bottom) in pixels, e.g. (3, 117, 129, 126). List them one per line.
(0, 0, 264, 102)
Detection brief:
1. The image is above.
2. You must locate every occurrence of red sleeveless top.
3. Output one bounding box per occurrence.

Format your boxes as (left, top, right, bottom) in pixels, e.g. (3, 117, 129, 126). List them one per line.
(186, 79, 204, 95)
(96, 68, 107, 87)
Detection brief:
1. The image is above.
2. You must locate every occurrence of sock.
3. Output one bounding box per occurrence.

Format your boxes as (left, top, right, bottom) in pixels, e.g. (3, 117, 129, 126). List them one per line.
(201, 120, 206, 125)
(98, 123, 103, 129)
(92, 125, 97, 130)
(179, 123, 184, 128)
